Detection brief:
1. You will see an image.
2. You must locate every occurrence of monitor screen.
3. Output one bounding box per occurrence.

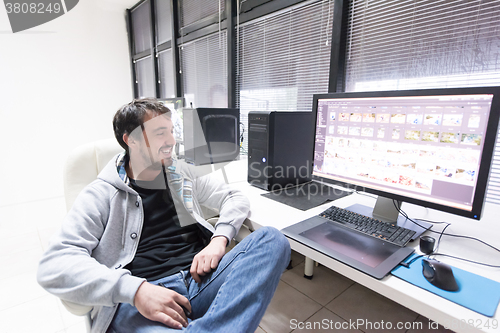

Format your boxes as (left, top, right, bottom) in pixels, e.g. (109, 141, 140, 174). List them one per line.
(311, 87, 500, 220)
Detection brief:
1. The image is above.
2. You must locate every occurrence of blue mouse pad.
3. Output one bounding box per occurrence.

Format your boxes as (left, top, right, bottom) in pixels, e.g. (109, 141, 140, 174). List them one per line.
(391, 254, 500, 317)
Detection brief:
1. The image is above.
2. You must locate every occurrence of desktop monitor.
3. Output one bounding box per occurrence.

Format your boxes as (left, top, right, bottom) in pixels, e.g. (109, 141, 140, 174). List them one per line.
(183, 108, 240, 165)
(311, 87, 500, 222)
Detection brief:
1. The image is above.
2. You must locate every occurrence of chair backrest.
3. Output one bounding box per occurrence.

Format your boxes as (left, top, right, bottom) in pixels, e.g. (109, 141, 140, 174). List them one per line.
(63, 138, 123, 211)
(61, 138, 123, 324)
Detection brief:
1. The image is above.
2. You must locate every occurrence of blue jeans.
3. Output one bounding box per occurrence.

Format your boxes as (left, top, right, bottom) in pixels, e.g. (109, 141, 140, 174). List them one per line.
(107, 226, 291, 333)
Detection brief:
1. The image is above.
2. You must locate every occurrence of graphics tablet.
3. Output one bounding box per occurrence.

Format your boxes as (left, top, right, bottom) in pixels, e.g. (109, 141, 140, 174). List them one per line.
(281, 215, 414, 279)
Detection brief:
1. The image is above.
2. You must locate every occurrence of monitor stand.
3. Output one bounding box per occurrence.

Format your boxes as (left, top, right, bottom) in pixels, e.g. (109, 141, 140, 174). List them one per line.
(344, 196, 432, 241)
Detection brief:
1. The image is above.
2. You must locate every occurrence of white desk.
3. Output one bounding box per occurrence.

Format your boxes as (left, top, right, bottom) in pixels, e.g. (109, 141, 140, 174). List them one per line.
(230, 178, 500, 333)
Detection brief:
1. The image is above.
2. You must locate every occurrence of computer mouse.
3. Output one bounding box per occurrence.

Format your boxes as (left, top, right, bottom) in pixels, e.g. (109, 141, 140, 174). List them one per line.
(422, 259, 459, 292)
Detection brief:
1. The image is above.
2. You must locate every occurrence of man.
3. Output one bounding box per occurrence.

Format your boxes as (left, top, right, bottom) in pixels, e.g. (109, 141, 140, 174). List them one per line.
(37, 99, 291, 332)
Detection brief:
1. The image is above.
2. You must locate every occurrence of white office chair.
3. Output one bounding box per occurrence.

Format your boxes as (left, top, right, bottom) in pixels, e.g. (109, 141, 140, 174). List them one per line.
(62, 138, 124, 331)
(62, 138, 252, 331)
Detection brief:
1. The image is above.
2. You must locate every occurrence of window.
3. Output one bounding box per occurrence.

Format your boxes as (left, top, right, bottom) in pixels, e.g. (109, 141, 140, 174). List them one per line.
(127, 0, 338, 155)
(345, 0, 500, 204)
(159, 49, 175, 98)
(130, 0, 155, 98)
(180, 31, 228, 108)
(156, 0, 176, 99)
(179, 0, 225, 28)
(135, 55, 155, 98)
(131, 0, 152, 55)
(129, 0, 177, 99)
(156, 0, 172, 45)
(237, 0, 335, 152)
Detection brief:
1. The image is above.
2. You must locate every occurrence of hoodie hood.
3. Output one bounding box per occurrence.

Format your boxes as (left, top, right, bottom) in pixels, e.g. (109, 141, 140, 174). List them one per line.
(97, 153, 136, 194)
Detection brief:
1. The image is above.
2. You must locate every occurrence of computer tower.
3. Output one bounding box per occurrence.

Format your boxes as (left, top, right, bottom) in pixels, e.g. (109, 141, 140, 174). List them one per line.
(248, 111, 313, 190)
(183, 108, 240, 165)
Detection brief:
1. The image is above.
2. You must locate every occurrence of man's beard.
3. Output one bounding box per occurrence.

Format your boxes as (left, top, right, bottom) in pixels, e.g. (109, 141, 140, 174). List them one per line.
(139, 149, 164, 170)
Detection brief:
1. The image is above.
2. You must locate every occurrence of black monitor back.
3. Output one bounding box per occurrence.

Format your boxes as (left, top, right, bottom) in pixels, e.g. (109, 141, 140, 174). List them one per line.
(183, 108, 240, 165)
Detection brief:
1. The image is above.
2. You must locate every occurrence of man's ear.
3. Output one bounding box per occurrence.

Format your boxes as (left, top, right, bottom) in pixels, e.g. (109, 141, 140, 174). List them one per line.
(123, 133, 134, 147)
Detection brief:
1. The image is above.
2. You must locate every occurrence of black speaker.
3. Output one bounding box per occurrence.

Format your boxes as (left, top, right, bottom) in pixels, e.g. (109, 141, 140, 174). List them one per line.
(247, 111, 313, 190)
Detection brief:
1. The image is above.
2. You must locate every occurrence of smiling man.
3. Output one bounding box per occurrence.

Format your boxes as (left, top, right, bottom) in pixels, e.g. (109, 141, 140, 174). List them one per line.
(37, 98, 291, 333)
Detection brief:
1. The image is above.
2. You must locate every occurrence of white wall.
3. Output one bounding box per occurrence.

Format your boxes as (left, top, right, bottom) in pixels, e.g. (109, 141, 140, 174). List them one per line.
(0, 0, 139, 206)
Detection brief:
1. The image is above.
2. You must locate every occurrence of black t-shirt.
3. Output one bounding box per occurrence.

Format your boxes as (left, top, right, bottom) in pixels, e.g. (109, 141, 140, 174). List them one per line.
(125, 172, 205, 281)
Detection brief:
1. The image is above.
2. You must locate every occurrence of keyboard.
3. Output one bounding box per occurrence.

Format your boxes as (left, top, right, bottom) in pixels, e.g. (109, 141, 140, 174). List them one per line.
(319, 206, 416, 247)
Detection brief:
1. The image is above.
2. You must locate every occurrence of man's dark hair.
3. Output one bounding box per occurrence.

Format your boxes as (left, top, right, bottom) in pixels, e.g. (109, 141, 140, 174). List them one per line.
(113, 98, 171, 153)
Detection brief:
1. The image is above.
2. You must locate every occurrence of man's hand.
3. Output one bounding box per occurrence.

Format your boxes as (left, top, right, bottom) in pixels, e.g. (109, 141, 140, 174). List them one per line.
(134, 281, 191, 329)
(190, 236, 228, 283)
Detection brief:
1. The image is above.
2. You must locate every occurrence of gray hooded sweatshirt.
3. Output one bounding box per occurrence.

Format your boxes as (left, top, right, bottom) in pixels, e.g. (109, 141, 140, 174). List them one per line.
(37, 153, 250, 332)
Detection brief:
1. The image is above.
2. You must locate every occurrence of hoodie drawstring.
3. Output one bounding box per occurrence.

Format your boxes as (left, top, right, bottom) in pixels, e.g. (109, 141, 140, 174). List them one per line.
(122, 192, 129, 248)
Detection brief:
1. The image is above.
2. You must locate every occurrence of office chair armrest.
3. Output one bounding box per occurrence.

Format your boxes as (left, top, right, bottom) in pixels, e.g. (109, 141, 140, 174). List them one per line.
(60, 299, 93, 316)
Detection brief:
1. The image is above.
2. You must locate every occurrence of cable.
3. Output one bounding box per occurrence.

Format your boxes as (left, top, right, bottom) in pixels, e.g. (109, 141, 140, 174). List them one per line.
(390, 200, 458, 242)
(410, 216, 499, 253)
(411, 217, 449, 225)
(431, 253, 500, 268)
(395, 200, 453, 255)
(395, 202, 500, 267)
(354, 190, 377, 199)
(352, 192, 500, 267)
(239, 122, 247, 154)
(398, 254, 425, 268)
(432, 232, 500, 253)
(434, 222, 451, 254)
(239, 121, 245, 143)
(391, 199, 433, 231)
(354, 192, 441, 234)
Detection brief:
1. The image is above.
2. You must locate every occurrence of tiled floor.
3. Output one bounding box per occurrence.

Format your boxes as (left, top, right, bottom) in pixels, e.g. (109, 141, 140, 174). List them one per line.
(0, 197, 453, 333)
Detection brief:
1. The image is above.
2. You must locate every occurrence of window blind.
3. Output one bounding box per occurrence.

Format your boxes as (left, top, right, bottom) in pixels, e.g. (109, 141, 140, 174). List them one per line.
(180, 31, 228, 108)
(237, 0, 335, 153)
(345, 0, 500, 204)
(179, 0, 225, 28)
(131, 0, 152, 55)
(159, 49, 175, 98)
(155, 0, 172, 45)
(135, 55, 155, 98)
